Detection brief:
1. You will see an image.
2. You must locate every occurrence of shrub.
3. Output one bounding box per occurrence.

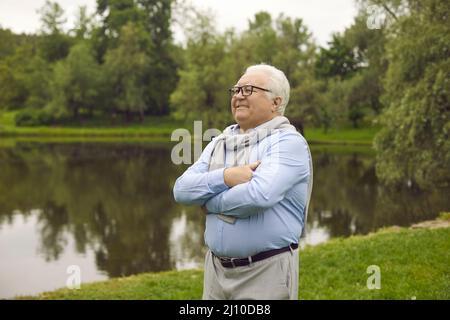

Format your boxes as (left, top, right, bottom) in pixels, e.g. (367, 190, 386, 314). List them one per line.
(15, 109, 53, 126)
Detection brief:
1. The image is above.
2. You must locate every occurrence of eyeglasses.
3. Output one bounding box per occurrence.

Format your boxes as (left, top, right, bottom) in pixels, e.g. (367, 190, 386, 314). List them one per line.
(229, 85, 271, 97)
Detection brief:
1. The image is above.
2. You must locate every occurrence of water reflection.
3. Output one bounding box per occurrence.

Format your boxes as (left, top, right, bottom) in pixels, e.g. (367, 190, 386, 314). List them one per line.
(0, 142, 448, 298)
(307, 146, 449, 242)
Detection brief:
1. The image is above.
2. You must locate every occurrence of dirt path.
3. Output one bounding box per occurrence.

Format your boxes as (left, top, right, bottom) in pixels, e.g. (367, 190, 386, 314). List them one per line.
(410, 219, 450, 230)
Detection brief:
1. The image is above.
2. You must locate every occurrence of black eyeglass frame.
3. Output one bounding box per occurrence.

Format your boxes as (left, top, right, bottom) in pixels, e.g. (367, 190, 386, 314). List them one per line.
(228, 85, 272, 97)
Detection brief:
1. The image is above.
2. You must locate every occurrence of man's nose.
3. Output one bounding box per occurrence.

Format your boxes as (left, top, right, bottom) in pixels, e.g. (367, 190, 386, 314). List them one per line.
(234, 89, 246, 99)
(232, 94, 245, 105)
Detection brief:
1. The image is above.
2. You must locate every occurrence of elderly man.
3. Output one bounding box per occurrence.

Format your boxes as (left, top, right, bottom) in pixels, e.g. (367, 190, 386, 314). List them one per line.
(173, 64, 312, 300)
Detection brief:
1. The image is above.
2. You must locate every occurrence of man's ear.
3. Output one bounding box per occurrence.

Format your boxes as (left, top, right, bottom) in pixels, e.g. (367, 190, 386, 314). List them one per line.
(273, 97, 282, 112)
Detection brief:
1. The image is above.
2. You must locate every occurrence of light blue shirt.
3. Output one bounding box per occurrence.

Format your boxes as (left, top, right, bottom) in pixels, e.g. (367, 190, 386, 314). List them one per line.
(173, 124, 311, 258)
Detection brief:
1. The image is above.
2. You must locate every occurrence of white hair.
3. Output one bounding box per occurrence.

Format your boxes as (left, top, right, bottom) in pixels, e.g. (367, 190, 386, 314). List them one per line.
(245, 64, 290, 115)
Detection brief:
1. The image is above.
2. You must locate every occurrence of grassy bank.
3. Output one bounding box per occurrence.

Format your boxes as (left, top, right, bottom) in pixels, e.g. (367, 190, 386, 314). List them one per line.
(24, 221, 449, 300)
(0, 112, 185, 138)
(1, 112, 378, 144)
(303, 127, 379, 145)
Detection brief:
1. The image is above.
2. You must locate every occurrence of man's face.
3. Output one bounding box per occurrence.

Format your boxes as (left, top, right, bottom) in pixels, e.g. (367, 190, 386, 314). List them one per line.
(231, 72, 276, 131)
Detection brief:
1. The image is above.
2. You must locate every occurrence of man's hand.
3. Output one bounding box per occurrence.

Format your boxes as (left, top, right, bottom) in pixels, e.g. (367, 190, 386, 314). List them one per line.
(224, 161, 261, 187)
(201, 161, 260, 214)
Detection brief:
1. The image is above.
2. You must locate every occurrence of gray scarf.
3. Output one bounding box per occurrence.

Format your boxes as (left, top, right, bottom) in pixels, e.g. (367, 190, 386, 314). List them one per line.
(208, 116, 298, 224)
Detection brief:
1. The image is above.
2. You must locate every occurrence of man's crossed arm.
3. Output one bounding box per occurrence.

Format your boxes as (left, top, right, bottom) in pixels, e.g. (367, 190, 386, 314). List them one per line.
(174, 132, 309, 218)
(199, 161, 260, 214)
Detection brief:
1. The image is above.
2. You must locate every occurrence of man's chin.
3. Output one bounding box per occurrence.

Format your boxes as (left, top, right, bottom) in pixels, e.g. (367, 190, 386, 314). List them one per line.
(234, 116, 248, 126)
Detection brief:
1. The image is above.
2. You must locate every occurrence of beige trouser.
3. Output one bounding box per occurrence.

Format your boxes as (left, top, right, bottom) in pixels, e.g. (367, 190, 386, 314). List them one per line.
(202, 248, 299, 300)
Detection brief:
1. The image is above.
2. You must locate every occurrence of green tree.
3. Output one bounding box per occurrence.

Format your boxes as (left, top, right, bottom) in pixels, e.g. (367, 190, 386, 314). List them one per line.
(103, 23, 151, 121)
(315, 33, 362, 80)
(312, 10, 389, 129)
(273, 14, 315, 86)
(0, 28, 31, 60)
(93, 0, 142, 60)
(0, 30, 40, 110)
(170, 12, 233, 129)
(47, 42, 101, 120)
(270, 14, 318, 132)
(38, 0, 67, 34)
(93, 0, 178, 116)
(0, 62, 23, 110)
(37, 1, 72, 62)
(342, 13, 388, 117)
(70, 6, 95, 39)
(2, 43, 52, 111)
(23, 55, 53, 109)
(138, 0, 178, 115)
(245, 12, 278, 64)
(172, 10, 321, 131)
(374, 0, 450, 188)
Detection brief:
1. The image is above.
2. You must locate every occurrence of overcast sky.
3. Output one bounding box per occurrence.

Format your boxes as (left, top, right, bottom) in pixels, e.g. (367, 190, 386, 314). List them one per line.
(0, 0, 358, 47)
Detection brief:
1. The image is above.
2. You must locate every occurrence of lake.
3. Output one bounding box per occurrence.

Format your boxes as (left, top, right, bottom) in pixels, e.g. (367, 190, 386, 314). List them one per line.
(0, 141, 448, 298)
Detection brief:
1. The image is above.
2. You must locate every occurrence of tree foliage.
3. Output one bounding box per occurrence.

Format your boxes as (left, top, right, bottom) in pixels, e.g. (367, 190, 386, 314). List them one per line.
(37, 0, 72, 62)
(47, 41, 101, 120)
(0, 0, 448, 188)
(374, 0, 450, 188)
(103, 23, 150, 120)
(170, 12, 233, 129)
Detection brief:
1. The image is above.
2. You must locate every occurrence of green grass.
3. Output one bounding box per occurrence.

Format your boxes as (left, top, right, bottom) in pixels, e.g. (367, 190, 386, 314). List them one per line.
(299, 227, 450, 299)
(26, 270, 204, 300)
(23, 224, 449, 300)
(0, 111, 16, 127)
(309, 144, 376, 156)
(1, 111, 378, 144)
(0, 136, 178, 148)
(439, 212, 450, 221)
(0, 111, 188, 138)
(304, 127, 379, 145)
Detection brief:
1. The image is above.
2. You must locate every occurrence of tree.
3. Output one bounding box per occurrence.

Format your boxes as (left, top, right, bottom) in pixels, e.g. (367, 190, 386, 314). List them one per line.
(37, 1, 72, 62)
(0, 28, 31, 60)
(71, 6, 95, 39)
(342, 14, 388, 116)
(0, 62, 24, 110)
(171, 10, 321, 131)
(170, 12, 233, 129)
(374, 0, 450, 188)
(38, 0, 67, 34)
(138, 0, 178, 115)
(271, 14, 318, 132)
(245, 12, 278, 65)
(92, 0, 142, 63)
(0, 32, 48, 111)
(312, 10, 389, 129)
(93, 0, 178, 115)
(315, 33, 362, 80)
(23, 55, 53, 109)
(273, 14, 315, 86)
(47, 42, 101, 120)
(103, 23, 151, 121)
(288, 77, 325, 134)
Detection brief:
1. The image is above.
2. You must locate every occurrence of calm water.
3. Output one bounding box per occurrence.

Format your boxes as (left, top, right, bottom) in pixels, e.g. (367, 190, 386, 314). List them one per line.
(0, 141, 448, 298)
